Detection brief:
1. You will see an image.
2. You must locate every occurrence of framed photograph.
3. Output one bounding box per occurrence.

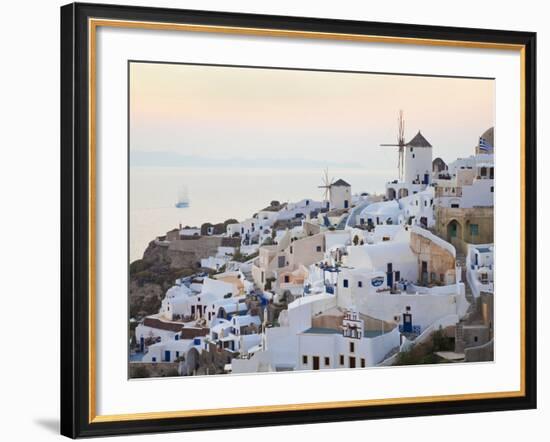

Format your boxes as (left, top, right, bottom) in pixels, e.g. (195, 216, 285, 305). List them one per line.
(60, 2, 537, 438)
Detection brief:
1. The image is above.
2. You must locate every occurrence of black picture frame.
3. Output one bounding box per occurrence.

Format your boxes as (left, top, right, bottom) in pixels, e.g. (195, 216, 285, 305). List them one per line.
(61, 2, 537, 438)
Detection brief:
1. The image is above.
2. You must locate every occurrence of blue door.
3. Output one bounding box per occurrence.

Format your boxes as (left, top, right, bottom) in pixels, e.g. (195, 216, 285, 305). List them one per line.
(423, 174, 429, 184)
(140, 336, 144, 352)
(387, 272, 393, 287)
(403, 313, 413, 333)
(344, 200, 349, 209)
(164, 350, 170, 362)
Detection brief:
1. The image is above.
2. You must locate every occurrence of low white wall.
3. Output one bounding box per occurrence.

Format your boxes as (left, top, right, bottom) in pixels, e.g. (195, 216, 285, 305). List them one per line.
(360, 291, 469, 332)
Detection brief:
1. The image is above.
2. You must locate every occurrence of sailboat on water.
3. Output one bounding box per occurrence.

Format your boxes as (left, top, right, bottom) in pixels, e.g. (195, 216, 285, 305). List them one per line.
(175, 186, 190, 208)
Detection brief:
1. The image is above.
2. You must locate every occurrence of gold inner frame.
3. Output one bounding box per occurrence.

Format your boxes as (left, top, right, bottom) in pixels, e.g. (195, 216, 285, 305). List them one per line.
(88, 17, 527, 424)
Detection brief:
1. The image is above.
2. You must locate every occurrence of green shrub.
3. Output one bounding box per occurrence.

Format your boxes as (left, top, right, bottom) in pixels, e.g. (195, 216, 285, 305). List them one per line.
(129, 259, 152, 275)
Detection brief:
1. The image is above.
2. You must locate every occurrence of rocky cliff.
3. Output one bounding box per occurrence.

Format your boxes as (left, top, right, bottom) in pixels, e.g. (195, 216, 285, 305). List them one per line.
(129, 236, 240, 319)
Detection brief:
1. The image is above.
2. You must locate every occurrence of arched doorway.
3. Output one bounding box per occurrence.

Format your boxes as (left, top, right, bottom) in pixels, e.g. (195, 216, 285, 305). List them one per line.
(446, 219, 462, 244)
(398, 188, 409, 199)
(387, 188, 396, 200)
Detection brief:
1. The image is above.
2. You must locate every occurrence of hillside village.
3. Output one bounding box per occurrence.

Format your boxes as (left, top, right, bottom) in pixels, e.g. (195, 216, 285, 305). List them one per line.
(129, 126, 495, 377)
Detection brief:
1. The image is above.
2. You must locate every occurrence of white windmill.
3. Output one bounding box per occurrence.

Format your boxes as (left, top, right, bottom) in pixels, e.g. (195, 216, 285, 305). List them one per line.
(318, 168, 334, 209)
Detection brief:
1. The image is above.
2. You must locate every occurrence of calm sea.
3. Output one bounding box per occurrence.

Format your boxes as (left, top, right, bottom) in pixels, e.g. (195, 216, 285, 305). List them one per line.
(129, 166, 391, 262)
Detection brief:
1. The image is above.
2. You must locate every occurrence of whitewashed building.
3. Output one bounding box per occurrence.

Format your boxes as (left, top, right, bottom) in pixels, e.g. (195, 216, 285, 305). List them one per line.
(232, 293, 400, 373)
(385, 131, 434, 201)
(466, 243, 494, 298)
(142, 337, 196, 363)
(329, 179, 352, 210)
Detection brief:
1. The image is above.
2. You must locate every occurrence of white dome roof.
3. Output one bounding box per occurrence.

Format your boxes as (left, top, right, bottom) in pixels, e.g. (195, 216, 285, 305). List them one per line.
(359, 199, 401, 217)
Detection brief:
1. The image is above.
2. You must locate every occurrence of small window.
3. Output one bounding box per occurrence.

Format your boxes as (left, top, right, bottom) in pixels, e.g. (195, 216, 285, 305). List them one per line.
(152, 357, 156, 362)
(358, 281, 363, 288)
(491, 186, 494, 192)
(343, 279, 349, 288)
(339, 354, 344, 365)
(175, 351, 180, 358)
(361, 358, 366, 368)
(474, 336, 478, 343)
(350, 342, 355, 353)
(470, 224, 479, 236)
(316, 245, 322, 252)
(290, 246, 293, 254)
(412, 153, 415, 159)
(302, 355, 308, 364)
(324, 357, 330, 366)
(451, 203, 460, 208)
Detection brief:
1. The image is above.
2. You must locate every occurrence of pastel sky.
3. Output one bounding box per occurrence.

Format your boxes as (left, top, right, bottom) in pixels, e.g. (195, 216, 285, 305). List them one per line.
(129, 61, 494, 168)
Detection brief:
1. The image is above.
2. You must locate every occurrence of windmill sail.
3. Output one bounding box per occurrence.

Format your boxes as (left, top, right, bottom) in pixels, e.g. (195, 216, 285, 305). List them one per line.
(380, 110, 406, 181)
(318, 168, 334, 208)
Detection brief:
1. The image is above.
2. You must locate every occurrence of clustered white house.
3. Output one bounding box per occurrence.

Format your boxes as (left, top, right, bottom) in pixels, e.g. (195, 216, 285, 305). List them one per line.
(200, 246, 237, 271)
(466, 243, 494, 298)
(226, 199, 325, 246)
(132, 124, 495, 375)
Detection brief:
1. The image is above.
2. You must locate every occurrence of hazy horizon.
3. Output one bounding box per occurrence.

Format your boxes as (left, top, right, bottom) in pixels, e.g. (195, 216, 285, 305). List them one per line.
(130, 61, 495, 169)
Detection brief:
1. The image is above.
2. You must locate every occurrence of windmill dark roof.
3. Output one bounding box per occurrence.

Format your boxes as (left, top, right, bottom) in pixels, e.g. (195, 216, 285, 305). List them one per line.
(406, 131, 432, 148)
(331, 179, 351, 187)
(432, 157, 447, 173)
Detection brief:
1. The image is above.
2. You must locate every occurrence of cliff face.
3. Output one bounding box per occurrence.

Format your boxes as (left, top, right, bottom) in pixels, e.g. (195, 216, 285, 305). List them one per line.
(129, 278, 163, 318)
(129, 241, 195, 319)
(129, 236, 239, 319)
(143, 236, 241, 269)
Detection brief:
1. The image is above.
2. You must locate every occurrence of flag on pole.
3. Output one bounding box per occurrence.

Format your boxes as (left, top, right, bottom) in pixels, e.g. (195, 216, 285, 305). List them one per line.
(479, 137, 492, 152)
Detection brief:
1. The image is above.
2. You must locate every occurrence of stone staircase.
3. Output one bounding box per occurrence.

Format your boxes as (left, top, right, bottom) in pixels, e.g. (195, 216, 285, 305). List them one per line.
(454, 254, 486, 353)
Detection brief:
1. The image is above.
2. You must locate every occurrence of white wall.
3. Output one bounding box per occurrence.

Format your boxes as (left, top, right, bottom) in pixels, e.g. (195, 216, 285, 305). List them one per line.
(135, 324, 179, 343)
(461, 179, 494, 207)
(2, 1, 546, 442)
(358, 291, 469, 332)
(404, 146, 433, 184)
(330, 185, 351, 209)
